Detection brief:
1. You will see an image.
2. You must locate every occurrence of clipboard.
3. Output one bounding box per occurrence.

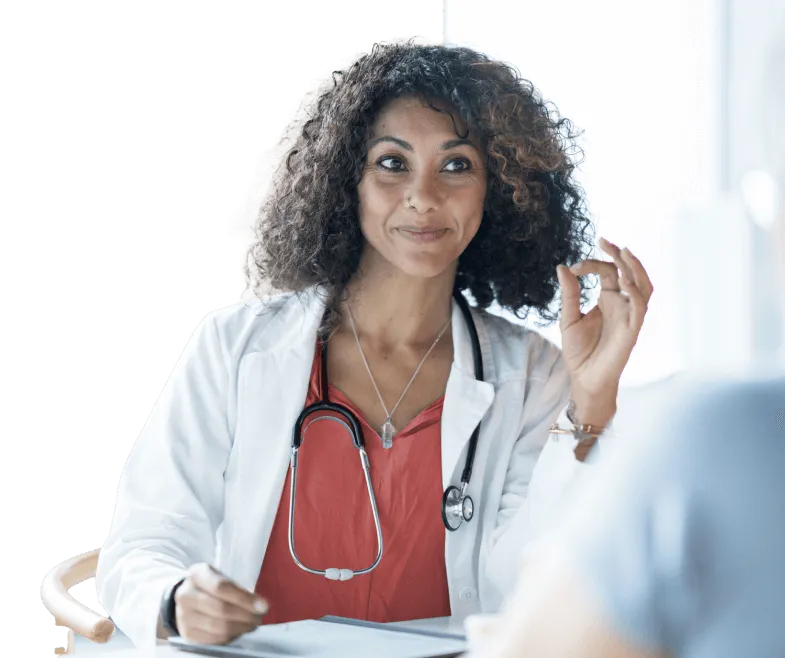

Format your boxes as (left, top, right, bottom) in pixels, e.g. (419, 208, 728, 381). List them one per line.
(168, 616, 467, 658)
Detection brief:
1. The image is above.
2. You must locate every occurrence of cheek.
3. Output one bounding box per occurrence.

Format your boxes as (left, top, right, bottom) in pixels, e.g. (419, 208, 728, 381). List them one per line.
(457, 181, 486, 236)
(358, 179, 397, 230)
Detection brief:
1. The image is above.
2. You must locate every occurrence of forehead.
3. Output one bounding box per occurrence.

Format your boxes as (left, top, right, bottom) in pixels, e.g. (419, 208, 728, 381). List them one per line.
(369, 96, 473, 142)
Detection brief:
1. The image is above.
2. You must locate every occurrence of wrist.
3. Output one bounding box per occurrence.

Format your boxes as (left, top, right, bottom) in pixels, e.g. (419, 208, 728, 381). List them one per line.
(568, 390, 617, 428)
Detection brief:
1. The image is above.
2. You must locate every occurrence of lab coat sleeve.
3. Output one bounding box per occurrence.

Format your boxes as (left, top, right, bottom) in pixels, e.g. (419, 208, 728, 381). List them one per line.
(483, 336, 585, 604)
(95, 311, 233, 649)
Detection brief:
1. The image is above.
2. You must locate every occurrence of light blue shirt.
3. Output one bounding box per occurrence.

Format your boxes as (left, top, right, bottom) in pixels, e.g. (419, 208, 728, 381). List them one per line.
(551, 375, 785, 657)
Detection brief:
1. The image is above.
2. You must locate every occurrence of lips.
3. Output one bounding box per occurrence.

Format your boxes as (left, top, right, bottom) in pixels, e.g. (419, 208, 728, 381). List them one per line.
(400, 226, 445, 233)
(396, 227, 450, 243)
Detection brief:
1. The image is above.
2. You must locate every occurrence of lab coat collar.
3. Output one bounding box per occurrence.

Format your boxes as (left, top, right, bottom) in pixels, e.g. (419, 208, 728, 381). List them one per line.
(441, 297, 496, 489)
(248, 287, 327, 355)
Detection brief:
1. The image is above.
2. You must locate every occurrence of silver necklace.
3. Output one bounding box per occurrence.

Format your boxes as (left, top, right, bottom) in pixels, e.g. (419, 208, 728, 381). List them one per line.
(346, 306, 451, 449)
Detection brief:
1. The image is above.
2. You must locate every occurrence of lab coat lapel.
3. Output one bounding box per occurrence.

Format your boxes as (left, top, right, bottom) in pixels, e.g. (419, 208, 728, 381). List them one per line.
(224, 288, 326, 590)
(441, 300, 495, 490)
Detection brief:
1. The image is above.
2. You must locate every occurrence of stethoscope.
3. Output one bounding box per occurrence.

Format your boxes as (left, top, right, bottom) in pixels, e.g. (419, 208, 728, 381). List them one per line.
(288, 291, 483, 580)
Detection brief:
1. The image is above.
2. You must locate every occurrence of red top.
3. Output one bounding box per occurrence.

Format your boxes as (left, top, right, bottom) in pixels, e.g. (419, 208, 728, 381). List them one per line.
(255, 342, 451, 624)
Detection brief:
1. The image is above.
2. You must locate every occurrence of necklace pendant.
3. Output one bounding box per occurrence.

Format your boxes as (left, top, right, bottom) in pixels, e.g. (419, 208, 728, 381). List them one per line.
(381, 419, 395, 449)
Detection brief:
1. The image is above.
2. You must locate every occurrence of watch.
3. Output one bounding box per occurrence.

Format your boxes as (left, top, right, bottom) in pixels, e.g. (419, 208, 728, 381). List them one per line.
(161, 577, 185, 637)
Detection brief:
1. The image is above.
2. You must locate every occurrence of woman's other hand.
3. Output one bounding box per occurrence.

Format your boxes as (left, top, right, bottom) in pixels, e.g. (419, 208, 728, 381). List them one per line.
(557, 237, 654, 426)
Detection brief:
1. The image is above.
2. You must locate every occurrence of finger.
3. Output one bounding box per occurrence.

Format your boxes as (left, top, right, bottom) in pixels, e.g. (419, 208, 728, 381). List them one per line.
(619, 247, 654, 303)
(184, 587, 266, 625)
(179, 608, 256, 645)
(557, 265, 582, 329)
(618, 274, 647, 328)
(598, 237, 636, 288)
(569, 259, 619, 291)
(190, 564, 267, 615)
(179, 626, 226, 646)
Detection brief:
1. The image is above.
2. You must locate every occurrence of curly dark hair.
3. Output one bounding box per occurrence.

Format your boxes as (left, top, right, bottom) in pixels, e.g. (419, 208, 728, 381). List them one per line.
(246, 40, 594, 326)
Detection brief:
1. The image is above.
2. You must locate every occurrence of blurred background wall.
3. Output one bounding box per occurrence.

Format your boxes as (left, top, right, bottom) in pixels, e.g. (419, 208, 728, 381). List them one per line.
(445, 0, 785, 379)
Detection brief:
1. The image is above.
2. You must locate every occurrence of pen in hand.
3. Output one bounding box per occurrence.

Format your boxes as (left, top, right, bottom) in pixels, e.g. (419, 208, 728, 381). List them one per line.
(174, 563, 268, 645)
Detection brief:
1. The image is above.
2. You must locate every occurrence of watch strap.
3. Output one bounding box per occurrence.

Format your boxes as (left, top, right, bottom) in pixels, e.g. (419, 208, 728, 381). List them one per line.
(161, 577, 186, 637)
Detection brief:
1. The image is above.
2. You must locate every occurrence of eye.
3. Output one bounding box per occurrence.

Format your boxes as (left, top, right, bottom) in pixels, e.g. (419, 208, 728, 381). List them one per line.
(376, 156, 407, 172)
(443, 158, 472, 173)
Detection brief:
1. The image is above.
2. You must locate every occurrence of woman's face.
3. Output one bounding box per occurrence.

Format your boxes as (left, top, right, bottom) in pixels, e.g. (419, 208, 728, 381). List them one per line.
(356, 96, 487, 281)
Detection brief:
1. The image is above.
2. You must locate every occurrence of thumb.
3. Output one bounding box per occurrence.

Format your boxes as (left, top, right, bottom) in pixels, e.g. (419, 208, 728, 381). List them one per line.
(557, 264, 582, 329)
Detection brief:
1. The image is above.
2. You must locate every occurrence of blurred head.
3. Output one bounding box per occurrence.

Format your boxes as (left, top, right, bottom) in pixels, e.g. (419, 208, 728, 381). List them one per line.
(247, 41, 594, 327)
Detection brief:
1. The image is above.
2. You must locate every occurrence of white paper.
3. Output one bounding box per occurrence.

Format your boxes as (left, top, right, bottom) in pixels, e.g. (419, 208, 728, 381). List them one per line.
(169, 619, 466, 658)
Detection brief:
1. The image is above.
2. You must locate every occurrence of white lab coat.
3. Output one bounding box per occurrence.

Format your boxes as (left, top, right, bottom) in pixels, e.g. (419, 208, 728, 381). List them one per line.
(96, 287, 587, 648)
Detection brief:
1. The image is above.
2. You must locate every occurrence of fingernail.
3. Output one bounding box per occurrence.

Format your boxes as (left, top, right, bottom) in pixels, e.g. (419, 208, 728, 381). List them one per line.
(254, 599, 268, 613)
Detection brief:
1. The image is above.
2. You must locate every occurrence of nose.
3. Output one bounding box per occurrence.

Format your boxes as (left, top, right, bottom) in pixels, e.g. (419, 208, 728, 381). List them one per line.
(405, 175, 442, 214)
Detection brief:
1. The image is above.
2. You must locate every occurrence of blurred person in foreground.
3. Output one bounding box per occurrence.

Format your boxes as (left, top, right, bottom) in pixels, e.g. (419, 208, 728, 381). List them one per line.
(470, 26, 785, 658)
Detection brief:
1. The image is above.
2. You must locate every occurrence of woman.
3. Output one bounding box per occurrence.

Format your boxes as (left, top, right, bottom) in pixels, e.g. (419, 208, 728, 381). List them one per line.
(96, 41, 653, 649)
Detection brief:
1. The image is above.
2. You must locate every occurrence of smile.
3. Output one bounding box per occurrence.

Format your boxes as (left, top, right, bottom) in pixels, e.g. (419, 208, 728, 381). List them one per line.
(396, 228, 450, 244)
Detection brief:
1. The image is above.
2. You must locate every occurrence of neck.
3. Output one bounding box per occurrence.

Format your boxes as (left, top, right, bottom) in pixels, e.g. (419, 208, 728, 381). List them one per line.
(342, 259, 455, 349)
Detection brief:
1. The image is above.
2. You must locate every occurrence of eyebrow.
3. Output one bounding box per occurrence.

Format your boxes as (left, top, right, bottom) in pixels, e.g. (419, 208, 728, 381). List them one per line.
(367, 135, 478, 152)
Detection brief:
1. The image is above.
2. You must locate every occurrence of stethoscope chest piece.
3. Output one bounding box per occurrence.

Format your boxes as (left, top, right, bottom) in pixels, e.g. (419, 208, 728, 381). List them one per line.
(442, 483, 474, 532)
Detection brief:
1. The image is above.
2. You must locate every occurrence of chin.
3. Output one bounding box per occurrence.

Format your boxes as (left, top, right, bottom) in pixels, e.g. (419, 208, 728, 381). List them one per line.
(361, 237, 464, 281)
(392, 253, 459, 281)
